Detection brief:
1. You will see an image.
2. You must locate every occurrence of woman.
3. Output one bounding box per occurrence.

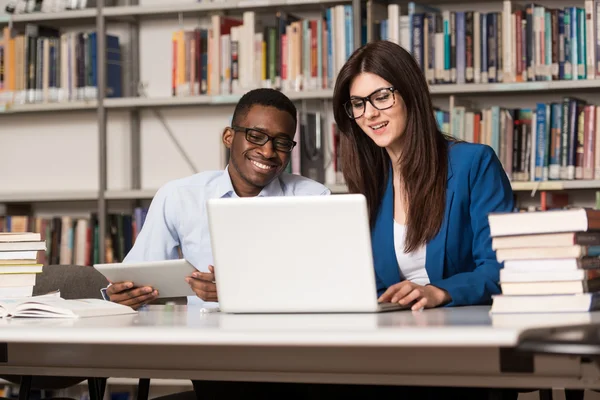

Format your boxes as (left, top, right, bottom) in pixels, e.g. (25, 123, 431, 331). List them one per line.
(332, 40, 514, 311)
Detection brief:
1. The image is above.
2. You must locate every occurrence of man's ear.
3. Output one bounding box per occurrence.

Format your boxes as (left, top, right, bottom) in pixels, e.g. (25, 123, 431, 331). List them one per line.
(222, 127, 233, 149)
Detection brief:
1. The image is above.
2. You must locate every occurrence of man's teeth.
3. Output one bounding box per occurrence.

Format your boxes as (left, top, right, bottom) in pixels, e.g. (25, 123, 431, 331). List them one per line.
(371, 122, 388, 129)
(251, 160, 273, 170)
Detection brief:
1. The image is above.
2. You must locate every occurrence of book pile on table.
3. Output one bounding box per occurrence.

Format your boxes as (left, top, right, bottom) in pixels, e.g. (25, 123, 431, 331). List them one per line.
(488, 208, 600, 313)
(0, 232, 46, 298)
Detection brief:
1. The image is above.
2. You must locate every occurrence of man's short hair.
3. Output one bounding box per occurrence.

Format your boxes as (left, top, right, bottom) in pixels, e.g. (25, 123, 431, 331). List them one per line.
(232, 88, 297, 128)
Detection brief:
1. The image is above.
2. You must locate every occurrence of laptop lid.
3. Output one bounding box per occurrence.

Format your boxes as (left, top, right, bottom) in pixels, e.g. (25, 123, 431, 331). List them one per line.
(206, 194, 381, 313)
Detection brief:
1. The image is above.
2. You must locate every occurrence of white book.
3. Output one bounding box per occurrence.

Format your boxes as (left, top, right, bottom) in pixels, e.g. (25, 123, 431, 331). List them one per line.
(387, 4, 400, 45)
(0, 241, 46, 252)
(0, 297, 136, 319)
(0, 273, 36, 288)
(0, 251, 39, 260)
(0, 286, 33, 299)
(0, 232, 41, 242)
(399, 15, 410, 54)
(586, 0, 596, 79)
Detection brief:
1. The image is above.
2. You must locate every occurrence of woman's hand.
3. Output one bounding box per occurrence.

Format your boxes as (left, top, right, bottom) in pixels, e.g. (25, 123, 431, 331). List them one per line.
(378, 281, 451, 311)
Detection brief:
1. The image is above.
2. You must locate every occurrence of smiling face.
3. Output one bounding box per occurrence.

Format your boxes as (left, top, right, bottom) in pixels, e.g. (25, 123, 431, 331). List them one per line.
(349, 72, 408, 153)
(223, 105, 296, 196)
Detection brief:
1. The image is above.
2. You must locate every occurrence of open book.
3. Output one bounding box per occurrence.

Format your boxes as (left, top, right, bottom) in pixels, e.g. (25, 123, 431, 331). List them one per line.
(0, 295, 136, 318)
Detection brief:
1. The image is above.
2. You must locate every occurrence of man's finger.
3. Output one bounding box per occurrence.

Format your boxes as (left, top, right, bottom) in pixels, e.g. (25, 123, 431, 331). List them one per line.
(186, 277, 217, 292)
(106, 281, 133, 295)
(109, 287, 153, 303)
(120, 290, 159, 308)
(191, 271, 215, 282)
(190, 288, 218, 302)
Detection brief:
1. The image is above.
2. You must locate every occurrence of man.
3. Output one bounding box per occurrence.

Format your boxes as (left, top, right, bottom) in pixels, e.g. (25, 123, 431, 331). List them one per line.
(104, 88, 330, 308)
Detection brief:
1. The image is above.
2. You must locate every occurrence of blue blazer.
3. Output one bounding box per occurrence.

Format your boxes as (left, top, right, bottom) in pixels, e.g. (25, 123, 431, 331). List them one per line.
(371, 141, 514, 306)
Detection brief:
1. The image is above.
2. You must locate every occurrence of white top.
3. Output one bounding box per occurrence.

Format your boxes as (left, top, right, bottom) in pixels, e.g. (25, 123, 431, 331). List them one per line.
(0, 305, 567, 347)
(394, 222, 430, 285)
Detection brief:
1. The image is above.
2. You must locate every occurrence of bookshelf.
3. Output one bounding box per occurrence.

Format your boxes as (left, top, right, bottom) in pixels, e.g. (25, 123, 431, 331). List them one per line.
(6, 79, 600, 115)
(0, 0, 363, 263)
(3, 0, 600, 264)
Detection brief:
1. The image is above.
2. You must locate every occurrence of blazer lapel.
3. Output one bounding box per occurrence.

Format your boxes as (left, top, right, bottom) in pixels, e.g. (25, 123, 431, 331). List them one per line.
(425, 153, 455, 282)
(371, 170, 402, 289)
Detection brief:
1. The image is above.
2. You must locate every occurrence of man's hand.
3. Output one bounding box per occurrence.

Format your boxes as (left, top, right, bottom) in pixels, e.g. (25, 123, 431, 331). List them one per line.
(186, 265, 218, 302)
(106, 282, 159, 310)
(378, 281, 451, 311)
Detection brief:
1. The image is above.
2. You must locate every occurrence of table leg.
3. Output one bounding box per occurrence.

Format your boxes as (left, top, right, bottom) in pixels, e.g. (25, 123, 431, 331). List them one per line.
(17, 376, 32, 400)
(137, 378, 151, 400)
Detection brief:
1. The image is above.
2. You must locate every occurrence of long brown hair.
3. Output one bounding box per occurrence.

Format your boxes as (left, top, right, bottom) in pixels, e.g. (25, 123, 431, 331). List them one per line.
(332, 40, 449, 253)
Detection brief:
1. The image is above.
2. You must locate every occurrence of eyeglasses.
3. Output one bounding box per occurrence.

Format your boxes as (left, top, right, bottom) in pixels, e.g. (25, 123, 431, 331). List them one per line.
(231, 125, 297, 153)
(344, 87, 397, 119)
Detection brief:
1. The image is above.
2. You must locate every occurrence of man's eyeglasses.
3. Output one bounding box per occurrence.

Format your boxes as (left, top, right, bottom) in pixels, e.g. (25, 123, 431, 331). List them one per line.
(344, 87, 397, 119)
(231, 126, 297, 153)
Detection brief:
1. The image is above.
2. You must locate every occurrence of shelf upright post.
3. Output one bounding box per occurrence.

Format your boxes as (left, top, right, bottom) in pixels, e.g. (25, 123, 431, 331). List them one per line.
(352, 0, 362, 51)
(97, 0, 108, 263)
(129, 0, 141, 191)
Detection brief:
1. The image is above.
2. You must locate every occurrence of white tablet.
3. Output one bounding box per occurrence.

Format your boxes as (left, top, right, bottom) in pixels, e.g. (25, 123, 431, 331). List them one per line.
(93, 259, 199, 299)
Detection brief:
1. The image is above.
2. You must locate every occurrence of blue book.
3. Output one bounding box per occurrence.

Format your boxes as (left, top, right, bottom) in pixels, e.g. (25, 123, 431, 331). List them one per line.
(544, 10, 552, 81)
(456, 11, 465, 84)
(558, 9, 565, 80)
(549, 102, 562, 180)
(577, 7, 586, 79)
(535, 102, 547, 181)
(89, 32, 122, 98)
(570, 7, 578, 81)
(412, 13, 425, 71)
(564, 9, 572, 80)
(344, 5, 353, 61)
(325, 8, 334, 88)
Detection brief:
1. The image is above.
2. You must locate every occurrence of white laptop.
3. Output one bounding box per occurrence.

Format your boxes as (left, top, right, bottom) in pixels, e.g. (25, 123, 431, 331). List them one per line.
(206, 194, 407, 314)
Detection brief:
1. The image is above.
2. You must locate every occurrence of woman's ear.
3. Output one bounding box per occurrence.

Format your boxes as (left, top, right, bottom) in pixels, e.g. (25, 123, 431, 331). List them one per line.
(222, 127, 233, 149)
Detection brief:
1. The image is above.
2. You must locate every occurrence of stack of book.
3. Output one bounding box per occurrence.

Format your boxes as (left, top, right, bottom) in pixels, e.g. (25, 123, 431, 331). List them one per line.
(0, 232, 45, 298)
(488, 208, 600, 313)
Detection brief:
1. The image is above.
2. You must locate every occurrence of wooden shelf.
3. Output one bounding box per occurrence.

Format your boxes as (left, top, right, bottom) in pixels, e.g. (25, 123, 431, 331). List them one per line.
(104, 0, 350, 18)
(0, 9, 97, 24)
(0, 191, 98, 203)
(511, 180, 600, 192)
(104, 189, 156, 200)
(5, 80, 600, 115)
(429, 79, 600, 95)
(1, 181, 599, 203)
(104, 90, 334, 109)
(0, 101, 97, 114)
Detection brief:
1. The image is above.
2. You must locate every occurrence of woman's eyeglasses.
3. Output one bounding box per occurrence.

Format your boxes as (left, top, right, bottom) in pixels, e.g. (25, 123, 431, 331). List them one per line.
(231, 126, 297, 153)
(344, 87, 396, 119)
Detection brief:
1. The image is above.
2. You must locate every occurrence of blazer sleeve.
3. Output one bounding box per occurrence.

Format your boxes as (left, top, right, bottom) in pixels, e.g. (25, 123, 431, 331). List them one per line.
(431, 145, 514, 306)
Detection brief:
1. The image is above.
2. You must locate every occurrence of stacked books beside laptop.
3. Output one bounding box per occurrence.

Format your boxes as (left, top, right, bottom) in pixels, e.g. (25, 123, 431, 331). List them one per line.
(488, 208, 600, 313)
(0, 232, 45, 298)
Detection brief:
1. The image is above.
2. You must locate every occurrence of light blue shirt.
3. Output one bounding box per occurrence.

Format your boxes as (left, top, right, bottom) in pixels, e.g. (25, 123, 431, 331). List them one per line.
(107, 167, 330, 307)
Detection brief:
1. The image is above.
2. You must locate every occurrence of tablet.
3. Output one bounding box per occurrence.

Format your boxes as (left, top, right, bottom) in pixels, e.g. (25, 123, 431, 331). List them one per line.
(93, 259, 199, 299)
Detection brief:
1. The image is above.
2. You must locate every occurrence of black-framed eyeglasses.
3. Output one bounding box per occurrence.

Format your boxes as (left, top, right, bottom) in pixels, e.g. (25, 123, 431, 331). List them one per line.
(231, 125, 297, 153)
(344, 87, 397, 119)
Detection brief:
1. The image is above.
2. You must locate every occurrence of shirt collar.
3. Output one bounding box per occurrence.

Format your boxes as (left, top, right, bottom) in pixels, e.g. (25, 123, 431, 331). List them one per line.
(216, 165, 284, 198)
